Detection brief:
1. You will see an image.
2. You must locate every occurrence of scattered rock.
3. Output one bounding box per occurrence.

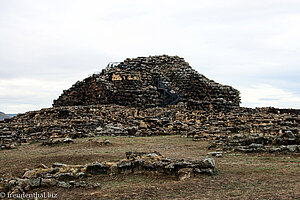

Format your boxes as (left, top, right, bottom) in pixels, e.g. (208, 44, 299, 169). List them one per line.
(55, 172, 74, 181)
(52, 162, 67, 168)
(178, 168, 194, 181)
(23, 170, 36, 179)
(207, 152, 223, 157)
(103, 139, 110, 145)
(41, 178, 58, 187)
(42, 138, 74, 146)
(57, 181, 71, 189)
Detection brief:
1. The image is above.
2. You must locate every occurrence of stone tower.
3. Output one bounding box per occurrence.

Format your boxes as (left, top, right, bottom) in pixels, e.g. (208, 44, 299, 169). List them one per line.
(53, 55, 240, 111)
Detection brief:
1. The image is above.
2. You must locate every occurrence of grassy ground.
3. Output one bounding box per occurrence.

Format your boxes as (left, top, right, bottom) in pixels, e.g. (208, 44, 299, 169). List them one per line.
(0, 136, 299, 199)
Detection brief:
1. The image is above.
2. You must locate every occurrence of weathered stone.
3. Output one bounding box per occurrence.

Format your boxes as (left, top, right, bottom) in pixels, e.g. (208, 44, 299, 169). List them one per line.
(286, 145, 297, 152)
(63, 138, 74, 143)
(86, 162, 108, 175)
(194, 168, 214, 176)
(75, 172, 86, 179)
(201, 158, 215, 169)
(92, 182, 101, 188)
(53, 55, 240, 111)
(103, 139, 110, 145)
(57, 181, 71, 189)
(249, 143, 264, 149)
(52, 162, 67, 168)
(284, 131, 295, 139)
(1, 151, 215, 194)
(55, 172, 74, 181)
(210, 133, 300, 154)
(11, 186, 23, 194)
(36, 163, 49, 169)
(23, 170, 36, 179)
(117, 160, 133, 174)
(207, 152, 223, 157)
(178, 168, 194, 181)
(41, 178, 58, 187)
(29, 177, 41, 187)
(1, 104, 300, 151)
(42, 138, 74, 146)
(16, 178, 30, 189)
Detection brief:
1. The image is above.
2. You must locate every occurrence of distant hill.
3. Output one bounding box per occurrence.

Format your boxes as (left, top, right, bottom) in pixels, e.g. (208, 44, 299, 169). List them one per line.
(0, 112, 11, 121)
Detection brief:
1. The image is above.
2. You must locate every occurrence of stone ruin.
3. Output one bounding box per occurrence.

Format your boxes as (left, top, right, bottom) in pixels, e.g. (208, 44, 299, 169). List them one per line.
(53, 55, 240, 111)
(1, 55, 300, 197)
(0, 152, 215, 194)
(1, 105, 299, 154)
(208, 132, 300, 154)
(0, 55, 299, 154)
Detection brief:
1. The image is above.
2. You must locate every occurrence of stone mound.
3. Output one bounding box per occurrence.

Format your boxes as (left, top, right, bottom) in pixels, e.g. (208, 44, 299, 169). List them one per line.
(53, 55, 240, 111)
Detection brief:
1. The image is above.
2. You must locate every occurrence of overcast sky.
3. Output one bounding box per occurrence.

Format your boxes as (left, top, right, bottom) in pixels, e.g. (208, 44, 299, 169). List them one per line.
(0, 0, 300, 113)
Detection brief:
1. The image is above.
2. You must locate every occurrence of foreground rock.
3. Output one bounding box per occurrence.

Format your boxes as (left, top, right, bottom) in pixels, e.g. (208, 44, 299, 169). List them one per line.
(0, 152, 215, 194)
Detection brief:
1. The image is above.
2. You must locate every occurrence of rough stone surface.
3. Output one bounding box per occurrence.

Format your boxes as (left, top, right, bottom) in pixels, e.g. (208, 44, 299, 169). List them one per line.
(86, 162, 109, 175)
(0, 106, 300, 152)
(0, 56, 300, 155)
(0, 152, 214, 194)
(53, 55, 240, 110)
(208, 132, 300, 153)
(207, 152, 223, 157)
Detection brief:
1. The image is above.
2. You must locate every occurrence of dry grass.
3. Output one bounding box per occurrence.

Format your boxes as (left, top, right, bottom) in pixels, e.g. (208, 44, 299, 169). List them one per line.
(0, 136, 299, 199)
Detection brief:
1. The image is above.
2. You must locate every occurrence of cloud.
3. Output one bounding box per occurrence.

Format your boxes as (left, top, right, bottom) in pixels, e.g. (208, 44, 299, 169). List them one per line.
(0, 78, 66, 113)
(239, 84, 300, 109)
(0, 0, 300, 113)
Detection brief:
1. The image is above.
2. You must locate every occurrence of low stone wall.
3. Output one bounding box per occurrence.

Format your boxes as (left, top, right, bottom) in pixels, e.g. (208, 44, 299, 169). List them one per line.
(0, 152, 215, 194)
(208, 132, 300, 153)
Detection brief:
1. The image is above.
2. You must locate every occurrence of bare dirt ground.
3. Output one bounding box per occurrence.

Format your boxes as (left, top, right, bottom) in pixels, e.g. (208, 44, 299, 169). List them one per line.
(1, 136, 299, 200)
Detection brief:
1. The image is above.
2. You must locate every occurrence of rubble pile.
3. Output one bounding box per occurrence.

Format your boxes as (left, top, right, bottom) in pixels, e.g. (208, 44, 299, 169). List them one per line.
(53, 55, 240, 110)
(41, 138, 74, 146)
(0, 105, 181, 149)
(191, 107, 300, 138)
(0, 152, 215, 194)
(1, 105, 300, 151)
(208, 131, 300, 153)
